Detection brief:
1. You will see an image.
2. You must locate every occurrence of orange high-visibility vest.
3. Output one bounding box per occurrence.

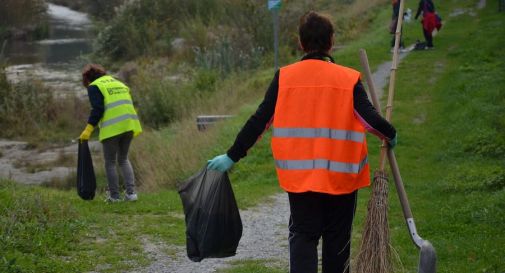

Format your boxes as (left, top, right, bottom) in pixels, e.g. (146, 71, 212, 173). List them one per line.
(271, 59, 369, 195)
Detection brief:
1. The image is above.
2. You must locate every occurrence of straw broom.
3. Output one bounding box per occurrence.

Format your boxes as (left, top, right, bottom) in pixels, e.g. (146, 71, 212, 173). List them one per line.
(354, 1, 405, 272)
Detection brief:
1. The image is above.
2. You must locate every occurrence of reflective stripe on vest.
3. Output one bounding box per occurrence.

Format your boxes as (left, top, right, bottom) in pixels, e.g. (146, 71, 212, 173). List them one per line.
(105, 100, 133, 110)
(271, 59, 369, 194)
(272, 127, 365, 143)
(90, 75, 142, 141)
(275, 156, 368, 174)
(101, 114, 139, 128)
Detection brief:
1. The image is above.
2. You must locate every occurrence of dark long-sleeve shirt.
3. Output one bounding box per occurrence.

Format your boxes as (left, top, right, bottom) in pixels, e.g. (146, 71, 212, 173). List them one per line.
(392, 0, 401, 19)
(226, 52, 396, 162)
(86, 85, 104, 126)
(415, 0, 435, 19)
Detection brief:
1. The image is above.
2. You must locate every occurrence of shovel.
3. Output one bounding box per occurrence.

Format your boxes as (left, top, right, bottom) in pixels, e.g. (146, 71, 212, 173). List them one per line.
(359, 49, 437, 273)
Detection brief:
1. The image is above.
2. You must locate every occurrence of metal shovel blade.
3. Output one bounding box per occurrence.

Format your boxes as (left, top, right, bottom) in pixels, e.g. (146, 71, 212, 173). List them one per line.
(418, 240, 437, 273)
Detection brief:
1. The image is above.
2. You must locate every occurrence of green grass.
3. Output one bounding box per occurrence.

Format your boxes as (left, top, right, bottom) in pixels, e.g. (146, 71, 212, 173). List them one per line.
(217, 260, 285, 273)
(1, 0, 504, 272)
(0, 180, 184, 273)
(366, 1, 505, 272)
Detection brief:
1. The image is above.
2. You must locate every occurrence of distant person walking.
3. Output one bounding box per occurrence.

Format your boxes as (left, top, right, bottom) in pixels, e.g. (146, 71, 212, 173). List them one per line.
(390, 0, 405, 51)
(415, 0, 441, 49)
(79, 64, 142, 202)
(207, 11, 397, 273)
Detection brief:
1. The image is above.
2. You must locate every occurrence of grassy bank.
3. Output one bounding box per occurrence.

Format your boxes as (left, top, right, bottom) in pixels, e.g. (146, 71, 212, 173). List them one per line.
(1, 0, 504, 273)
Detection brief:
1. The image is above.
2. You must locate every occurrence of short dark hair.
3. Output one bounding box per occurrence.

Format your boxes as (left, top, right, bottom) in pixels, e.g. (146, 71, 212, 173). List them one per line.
(82, 64, 106, 87)
(298, 11, 334, 53)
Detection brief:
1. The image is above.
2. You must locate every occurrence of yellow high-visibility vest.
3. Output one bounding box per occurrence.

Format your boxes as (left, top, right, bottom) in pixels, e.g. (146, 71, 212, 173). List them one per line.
(90, 75, 142, 141)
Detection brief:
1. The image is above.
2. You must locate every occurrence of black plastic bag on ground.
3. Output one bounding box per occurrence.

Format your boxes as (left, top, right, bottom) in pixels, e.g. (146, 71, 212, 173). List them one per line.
(178, 166, 242, 262)
(76, 141, 96, 200)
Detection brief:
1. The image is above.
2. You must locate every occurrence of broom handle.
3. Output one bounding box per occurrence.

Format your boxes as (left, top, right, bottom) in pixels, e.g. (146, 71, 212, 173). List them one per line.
(377, 0, 405, 171)
(359, 49, 414, 220)
(387, 149, 413, 219)
(359, 49, 382, 114)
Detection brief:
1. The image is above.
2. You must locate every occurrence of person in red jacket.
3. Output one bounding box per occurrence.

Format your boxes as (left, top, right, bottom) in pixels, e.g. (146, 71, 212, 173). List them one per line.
(208, 11, 396, 273)
(415, 0, 441, 49)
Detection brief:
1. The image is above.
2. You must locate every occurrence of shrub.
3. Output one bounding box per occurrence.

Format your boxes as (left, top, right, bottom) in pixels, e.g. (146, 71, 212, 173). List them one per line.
(93, 0, 173, 61)
(131, 69, 200, 129)
(93, 0, 271, 65)
(0, 0, 48, 39)
(193, 38, 264, 75)
(0, 79, 53, 138)
(0, 66, 87, 141)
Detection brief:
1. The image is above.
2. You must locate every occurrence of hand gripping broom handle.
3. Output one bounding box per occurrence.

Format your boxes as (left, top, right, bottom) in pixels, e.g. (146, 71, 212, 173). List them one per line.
(359, 49, 425, 249)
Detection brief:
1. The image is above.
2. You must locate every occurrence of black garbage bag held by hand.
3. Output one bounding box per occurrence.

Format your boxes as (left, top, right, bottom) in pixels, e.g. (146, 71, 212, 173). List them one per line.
(178, 166, 243, 262)
(76, 141, 96, 200)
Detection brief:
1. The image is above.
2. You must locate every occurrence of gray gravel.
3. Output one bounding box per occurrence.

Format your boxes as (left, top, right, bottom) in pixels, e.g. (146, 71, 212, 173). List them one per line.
(0, 139, 101, 184)
(128, 193, 290, 273)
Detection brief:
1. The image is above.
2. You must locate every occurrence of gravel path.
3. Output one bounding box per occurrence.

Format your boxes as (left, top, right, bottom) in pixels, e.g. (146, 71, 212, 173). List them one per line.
(128, 193, 290, 273)
(371, 50, 411, 100)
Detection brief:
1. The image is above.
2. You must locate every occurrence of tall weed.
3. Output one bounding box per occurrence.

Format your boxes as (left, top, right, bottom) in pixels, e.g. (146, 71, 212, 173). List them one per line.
(0, 0, 48, 39)
(94, 0, 174, 61)
(130, 71, 273, 190)
(131, 67, 201, 129)
(193, 38, 264, 75)
(0, 67, 87, 142)
(94, 0, 272, 64)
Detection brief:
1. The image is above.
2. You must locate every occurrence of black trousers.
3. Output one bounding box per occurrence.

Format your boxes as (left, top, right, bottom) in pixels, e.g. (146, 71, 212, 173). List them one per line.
(288, 191, 358, 273)
(423, 28, 434, 47)
(391, 27, 405, 48)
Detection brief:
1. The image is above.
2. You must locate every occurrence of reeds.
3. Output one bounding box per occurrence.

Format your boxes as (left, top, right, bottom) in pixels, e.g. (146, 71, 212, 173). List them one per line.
(0, 71, 87, 141)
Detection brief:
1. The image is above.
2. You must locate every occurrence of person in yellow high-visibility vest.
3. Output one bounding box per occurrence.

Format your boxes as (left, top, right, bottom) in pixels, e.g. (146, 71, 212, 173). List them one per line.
(79, 64, 142, 202)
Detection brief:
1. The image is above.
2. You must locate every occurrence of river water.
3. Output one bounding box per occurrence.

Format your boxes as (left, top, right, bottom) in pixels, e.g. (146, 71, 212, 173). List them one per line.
(3, 3, 93, 96)
(0, 4, 95, 185)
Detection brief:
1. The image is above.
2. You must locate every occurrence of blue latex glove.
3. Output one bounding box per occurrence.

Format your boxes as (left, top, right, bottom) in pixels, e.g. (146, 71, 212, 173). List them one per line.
(388, 133, 398, 148)
(207, 154, 235, 172)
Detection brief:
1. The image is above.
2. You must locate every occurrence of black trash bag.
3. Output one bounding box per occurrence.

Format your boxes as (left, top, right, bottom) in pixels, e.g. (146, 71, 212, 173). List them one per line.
(178, 166, 242, 262)
(414, 40, 427, 50)
(76, 141, 96, 200)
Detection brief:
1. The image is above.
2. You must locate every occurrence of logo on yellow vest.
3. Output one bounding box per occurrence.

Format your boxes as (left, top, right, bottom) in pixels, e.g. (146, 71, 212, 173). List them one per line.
(106, 87, 128, 95)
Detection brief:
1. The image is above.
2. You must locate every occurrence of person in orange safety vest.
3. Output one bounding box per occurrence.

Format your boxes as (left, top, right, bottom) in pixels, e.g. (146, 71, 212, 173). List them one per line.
(208, 11, 397, 273)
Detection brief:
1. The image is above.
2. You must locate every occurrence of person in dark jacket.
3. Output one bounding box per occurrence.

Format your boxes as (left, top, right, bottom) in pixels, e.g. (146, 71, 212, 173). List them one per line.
(390, 0, 405, 50)
(415, 0, 441, 49)
(207, 11, 397, 273)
